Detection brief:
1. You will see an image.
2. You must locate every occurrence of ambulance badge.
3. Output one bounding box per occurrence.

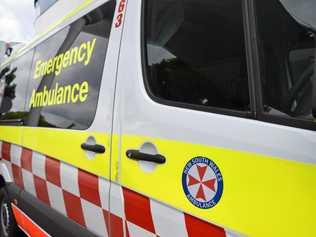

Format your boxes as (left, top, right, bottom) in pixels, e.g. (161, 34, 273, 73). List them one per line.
(182, 157, 223, 209)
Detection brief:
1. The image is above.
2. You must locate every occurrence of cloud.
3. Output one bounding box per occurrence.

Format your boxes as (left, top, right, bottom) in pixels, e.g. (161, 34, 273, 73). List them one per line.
(0, 0, 36, 43)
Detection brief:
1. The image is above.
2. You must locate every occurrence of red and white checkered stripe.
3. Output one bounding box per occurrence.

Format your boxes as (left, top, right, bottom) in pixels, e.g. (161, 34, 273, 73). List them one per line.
(0, 141, 110, 237)
(0, 141, 242, 237)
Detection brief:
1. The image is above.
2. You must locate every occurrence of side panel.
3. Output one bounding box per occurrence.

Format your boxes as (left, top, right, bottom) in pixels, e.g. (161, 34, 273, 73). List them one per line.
(13, 186, 96, 237)
(1, 143, 109, 236)
(0, 128, 23, 183)
(0, 0, 125, 236)
(113, 1, 316, 237)
(0, 49, 35, 183)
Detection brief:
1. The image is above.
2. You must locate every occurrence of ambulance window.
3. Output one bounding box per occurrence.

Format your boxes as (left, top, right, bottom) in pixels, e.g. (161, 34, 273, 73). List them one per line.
(25, 1, 116, 130)
(0, 50, 34, 124)
(256, 0, 316, 128)
(143, 0, 250, 113)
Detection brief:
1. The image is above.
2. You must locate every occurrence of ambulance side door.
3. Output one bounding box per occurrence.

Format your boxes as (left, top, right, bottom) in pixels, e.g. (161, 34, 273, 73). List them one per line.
(10, 1, 123, 236)
(112, 0, 316, 237)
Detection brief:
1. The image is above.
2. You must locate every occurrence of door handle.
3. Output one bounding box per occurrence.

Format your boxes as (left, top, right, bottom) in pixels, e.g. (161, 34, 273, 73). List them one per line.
(0, 118, 24, 126)
(81, 143, 105, 154)
(126, 149, 166, 164)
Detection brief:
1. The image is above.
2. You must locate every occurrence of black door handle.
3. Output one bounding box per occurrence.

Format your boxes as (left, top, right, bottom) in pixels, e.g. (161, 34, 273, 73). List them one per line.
(126, 150, 166, 164)
(81, 143, 105, 154)
(0, 118, 24, 126)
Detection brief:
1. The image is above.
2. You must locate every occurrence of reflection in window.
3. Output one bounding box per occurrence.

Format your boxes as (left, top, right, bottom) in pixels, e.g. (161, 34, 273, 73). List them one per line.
(256, 0, 316, 121)
(0, 50, 34, 121)
(35, 0, 58, 15)
(145, 0, 250, 112)
(26, 1, 116, 130)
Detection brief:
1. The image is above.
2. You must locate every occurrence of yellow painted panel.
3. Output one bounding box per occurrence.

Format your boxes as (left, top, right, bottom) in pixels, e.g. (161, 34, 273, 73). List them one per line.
(22, 127, 110, 178)
(110, 134, 120, 182)
(0, 126, 23, 145)
(0, 126, 110, 178)
(120, 134, 316, 237)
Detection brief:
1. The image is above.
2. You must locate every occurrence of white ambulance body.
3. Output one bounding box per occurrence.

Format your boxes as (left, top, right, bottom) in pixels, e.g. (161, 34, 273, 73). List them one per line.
(0, 0, 316, 237)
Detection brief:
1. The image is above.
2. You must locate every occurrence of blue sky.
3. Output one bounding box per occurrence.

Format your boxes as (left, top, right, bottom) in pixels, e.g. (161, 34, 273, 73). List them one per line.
(0, 0, 36, 43)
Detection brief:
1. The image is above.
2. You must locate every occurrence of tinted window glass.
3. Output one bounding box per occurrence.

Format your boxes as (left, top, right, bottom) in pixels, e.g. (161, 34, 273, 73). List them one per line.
(144, 0, 250, 112)
(26, 1, 115, 129)
(0, 50, 34, 122)
(256, 0, 316, 122)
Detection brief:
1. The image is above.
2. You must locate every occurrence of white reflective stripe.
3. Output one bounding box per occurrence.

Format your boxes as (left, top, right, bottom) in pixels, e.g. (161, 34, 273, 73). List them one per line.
(81, 199, 108, 237)
(150, 199, 188, 237)
(99, 177, 110, 210)
(10, 144, 22, 166)
(18, 225, 31, 237)
(22, 169, 36, 196)
(0, 161, 12, 182)
(126, 221, 156, 237)
(47, 182, 67, 216)
(60, 162, 79, 196)
(110, 182, 125, 218)
(32, 152, 46, 179)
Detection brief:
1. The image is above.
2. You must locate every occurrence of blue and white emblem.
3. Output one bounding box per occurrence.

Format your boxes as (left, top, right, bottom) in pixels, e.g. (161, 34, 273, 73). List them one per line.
(182, 157, 223, 209)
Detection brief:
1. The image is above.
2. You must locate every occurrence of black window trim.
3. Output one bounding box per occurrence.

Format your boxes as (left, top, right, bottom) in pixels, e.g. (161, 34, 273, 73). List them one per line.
(249, 0, 316, 131)
(140, 0, 256, 119)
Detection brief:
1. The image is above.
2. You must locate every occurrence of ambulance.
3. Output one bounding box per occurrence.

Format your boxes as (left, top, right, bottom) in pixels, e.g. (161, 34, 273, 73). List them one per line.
(0, 0, 315, 236)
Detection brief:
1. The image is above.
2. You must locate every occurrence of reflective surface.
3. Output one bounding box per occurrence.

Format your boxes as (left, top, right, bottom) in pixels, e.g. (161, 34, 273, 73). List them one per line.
(256, 0, 316, 122)
(0, 50, 34, 121)
(26, 1, 116, 130)
(144, 0, 250, 112)
(35, 0, 58, 15)
(280, 0, 316, 31)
